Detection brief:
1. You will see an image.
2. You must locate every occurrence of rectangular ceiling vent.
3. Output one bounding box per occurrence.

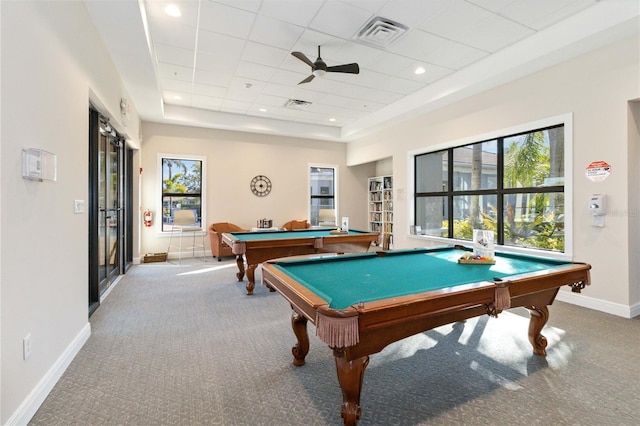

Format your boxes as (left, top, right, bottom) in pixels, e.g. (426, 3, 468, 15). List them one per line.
(284, 99, 312, 110)
(355, 16, 409, 48)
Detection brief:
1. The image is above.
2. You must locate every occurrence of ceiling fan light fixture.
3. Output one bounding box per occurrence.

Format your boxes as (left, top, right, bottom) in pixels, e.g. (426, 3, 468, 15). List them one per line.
(291, 46, 359, 85)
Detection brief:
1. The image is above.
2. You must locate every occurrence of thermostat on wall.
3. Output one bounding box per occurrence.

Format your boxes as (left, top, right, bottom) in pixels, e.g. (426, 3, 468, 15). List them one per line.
(22, 148, 57, 182)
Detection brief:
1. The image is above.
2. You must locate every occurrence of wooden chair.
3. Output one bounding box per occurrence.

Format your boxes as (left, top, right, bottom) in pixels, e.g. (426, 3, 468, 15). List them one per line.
(208, 222, 247, 261)
(281, 220, 312, 230)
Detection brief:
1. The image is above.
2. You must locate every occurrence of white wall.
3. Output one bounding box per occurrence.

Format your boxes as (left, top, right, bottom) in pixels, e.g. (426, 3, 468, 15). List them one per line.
(347, 35, 640, 318)
(139, 122, 375, 258)
(0, 2, 140, 423)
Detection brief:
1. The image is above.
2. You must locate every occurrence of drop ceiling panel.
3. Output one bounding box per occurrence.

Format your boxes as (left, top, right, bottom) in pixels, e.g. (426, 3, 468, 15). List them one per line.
(249, 15, 305, 50)
(375, 0, 450, 28)
(194, 68, 233, 87)
(197, 30, 245, 56)
(235, 61, 278, 82)
(333, 42, 382, 66)
(467, 0, 517, 13)
(241, 41, 290, 68)
(455, 15, 534, 52)
(260, 0, 324, 26)
(214, 0, 262, 13)
(387, 29, 452, 62)
(195, 50, 238, 73)
(363, 51, 415, 75)
(155, 43, 195, 68)
(309, 1, 373, 39)
(198, 1, 255, 38)
(148, 19, 196, 50)
(157, 63, 193, 82)
(421, 0, 494, 40)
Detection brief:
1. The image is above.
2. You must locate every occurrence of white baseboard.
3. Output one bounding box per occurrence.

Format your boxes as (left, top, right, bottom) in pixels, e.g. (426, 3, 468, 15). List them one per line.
(6, 322, 91, 426)
(556, 290, 638, 318)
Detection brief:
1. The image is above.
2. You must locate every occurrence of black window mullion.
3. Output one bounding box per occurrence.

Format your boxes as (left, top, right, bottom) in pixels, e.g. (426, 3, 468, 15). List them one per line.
(496, 138, 504, 245)
(447, 149, 454, 237)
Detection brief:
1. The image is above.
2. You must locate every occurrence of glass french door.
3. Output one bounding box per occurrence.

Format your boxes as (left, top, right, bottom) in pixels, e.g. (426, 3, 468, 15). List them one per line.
(89, 109, 129, 315)
(98, 122, 121, 293)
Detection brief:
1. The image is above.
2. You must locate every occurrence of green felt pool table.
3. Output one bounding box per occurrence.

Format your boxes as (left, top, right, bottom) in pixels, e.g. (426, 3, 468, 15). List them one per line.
(221, 228, 379, 295)
(261, 245, 591, 426)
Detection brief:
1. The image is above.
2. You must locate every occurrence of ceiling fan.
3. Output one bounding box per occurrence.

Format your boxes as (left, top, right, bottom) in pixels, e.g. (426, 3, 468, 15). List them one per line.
(291, 45, 360, 85)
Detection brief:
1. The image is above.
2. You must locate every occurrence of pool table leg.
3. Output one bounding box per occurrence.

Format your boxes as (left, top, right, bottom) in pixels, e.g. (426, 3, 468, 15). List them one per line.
(334, 350, 369, 426)
(526, 305, 549, 356)
(244, 264, 258, 295)
(291, 311, 309, 366)
(235, 255, 245, 282)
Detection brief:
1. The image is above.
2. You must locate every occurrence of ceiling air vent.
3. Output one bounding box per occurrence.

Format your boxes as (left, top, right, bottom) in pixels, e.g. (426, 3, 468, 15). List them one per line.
(355, 16, 409, 48)
(284, 99, 312, 110)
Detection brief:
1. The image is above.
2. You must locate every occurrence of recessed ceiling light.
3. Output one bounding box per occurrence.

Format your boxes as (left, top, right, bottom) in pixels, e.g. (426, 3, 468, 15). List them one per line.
(259, 108, 267, 112)
(414, 66, 426, 75)
(164, 4, 181, 17)
(173, 95, 182, 100)
(329, 118, 336, 122)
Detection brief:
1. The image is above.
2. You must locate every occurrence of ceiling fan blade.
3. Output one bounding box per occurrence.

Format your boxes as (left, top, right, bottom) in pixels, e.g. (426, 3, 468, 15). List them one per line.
(326, 63, 360, 74)
(298, 74, 315, 85)
(291, 51, 314, 67)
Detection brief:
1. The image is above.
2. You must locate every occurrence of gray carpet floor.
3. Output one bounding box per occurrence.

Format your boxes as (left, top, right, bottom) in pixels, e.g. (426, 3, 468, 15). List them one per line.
(30, 257, 640, 425)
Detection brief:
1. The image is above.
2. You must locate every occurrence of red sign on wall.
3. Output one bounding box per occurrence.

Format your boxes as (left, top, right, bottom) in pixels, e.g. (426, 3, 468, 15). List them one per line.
(585, 160, 611, 182)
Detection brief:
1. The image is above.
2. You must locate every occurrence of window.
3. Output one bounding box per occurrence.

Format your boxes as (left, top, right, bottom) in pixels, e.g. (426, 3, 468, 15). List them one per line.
(310, 166, 336, 226)
(414, 124, 565, 252)
(160, 155, 205, 232)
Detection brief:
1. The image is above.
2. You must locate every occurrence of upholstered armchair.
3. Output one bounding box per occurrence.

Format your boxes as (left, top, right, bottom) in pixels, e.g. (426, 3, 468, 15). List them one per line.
(208, 222, 247, 261)
(280, 220, 312, 230)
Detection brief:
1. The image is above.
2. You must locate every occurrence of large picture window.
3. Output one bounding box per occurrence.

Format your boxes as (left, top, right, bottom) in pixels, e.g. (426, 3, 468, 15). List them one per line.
(160, 156, 205, 232)
(414, 124, 565, 252)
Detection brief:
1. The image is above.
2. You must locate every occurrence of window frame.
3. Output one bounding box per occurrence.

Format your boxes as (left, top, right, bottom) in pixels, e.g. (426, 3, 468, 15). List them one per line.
(309, 164, 338, 226)
(157, 153, 207, 234)
(410, 114, 573, 259)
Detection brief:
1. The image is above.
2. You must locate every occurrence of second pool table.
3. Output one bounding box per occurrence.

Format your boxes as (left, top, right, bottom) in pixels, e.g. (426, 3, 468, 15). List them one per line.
(221, 228, 378, 295)
(261, 246, 591, 425)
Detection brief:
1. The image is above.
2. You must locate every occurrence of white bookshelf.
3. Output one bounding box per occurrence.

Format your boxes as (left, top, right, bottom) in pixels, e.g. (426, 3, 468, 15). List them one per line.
(368, 175, 393, 248)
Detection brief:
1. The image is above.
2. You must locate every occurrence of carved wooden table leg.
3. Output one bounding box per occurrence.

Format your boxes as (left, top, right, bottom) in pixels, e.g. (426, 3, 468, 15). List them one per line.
(527, 305, 549, 355)
(291, 311, 309, 366)
(334, 349, 369, 426)
(235, 255, 245, 281)
(244, 264, 257, 295)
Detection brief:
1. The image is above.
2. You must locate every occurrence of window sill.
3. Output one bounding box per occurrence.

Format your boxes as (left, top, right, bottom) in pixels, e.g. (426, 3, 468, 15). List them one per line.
(406, 234, 571, 261)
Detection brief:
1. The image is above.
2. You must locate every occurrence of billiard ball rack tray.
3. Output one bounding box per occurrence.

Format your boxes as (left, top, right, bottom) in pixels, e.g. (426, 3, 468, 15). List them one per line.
(458, 258, 496, 264)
